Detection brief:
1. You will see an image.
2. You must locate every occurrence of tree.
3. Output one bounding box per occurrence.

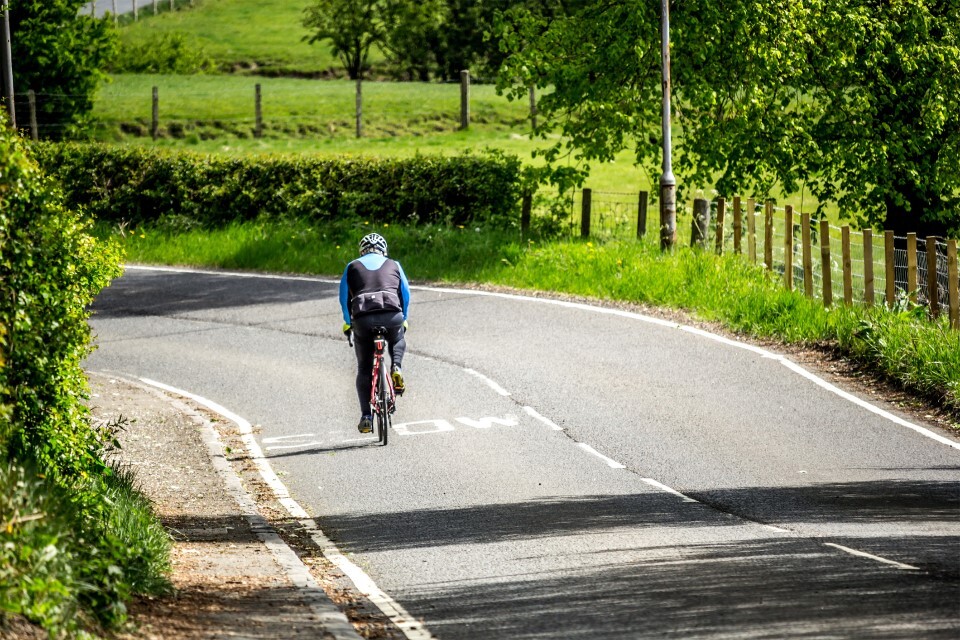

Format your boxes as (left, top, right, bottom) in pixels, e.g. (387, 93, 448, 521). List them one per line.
(497, 0, 960, 236)
(303, 0, 386, 80)
(9, 0, 116, 140)
(380, 0, 446, 81)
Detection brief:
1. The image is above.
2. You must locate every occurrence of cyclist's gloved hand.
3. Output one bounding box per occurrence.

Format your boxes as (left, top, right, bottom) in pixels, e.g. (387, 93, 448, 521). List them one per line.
(402, 320, 409, 331)
(342, 322, 352, 337)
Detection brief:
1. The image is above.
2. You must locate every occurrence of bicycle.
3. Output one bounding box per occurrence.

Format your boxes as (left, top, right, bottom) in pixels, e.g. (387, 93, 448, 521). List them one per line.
(348, 326, 396, 446)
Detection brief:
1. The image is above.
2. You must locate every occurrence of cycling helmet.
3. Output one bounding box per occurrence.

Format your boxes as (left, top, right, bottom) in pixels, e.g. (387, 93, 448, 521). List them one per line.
(359, 232, 388, 256)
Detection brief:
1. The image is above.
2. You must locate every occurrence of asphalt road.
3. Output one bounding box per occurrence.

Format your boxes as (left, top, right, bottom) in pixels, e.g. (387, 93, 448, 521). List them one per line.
(86, 265, 960, 638)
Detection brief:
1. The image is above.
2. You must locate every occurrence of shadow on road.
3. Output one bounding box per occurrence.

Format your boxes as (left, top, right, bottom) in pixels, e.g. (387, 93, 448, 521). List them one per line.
(90, 270, 338, 318)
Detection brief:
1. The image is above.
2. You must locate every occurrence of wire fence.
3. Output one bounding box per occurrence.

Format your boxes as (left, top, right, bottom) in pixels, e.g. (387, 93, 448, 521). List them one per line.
(554, 189, 960, 327)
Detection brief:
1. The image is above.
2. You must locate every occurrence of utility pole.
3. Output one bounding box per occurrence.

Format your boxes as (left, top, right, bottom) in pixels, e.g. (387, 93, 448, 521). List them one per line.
(0, 0, 13, 128)
(659, 0, 676, 251)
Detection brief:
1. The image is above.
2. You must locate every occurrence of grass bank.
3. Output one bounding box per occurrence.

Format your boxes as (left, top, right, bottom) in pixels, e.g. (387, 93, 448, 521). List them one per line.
(104, 218, 960, 420)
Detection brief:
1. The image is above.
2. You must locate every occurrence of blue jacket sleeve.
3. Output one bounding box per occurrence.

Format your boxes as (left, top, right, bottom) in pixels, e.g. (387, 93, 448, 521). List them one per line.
(397, 262, 411, 320)
(339, 263, 352, 325)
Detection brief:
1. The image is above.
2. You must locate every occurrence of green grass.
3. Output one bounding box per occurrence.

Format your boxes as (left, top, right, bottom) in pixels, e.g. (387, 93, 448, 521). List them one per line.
(105, 218, 960, 418)
(117, 0, 348, 75)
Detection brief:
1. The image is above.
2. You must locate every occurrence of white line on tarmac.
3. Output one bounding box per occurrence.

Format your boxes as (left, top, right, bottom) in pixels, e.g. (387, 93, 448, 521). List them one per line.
(640, 477, 700, 503)
(462, 367, 512, 396)
(577, 443, 626, 469)
(124, 264, 959, 452)
(823, 543, 921, 571)
(137, 378, 437, 640)
(126, 377, 362, 640)
(523, 405, 563, 430)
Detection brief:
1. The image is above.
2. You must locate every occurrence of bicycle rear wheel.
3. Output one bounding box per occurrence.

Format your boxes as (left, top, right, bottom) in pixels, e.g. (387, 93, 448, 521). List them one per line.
(376, 362, 390, 446)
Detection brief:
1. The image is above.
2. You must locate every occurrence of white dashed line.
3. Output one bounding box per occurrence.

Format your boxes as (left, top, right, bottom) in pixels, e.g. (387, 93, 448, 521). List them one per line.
(577, 443, 626, 469)
(462, 367, 512, 396)
(640, 477, 700, 503)
(523, 405, 564, 430)
(824, 543, 921, 571)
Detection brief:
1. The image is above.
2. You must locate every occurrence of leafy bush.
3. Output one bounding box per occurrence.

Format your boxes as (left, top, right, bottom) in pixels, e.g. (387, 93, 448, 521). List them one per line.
(32, 143, 523, 229)
(0, 114, 170, 634)
(110, 32, 214, 74)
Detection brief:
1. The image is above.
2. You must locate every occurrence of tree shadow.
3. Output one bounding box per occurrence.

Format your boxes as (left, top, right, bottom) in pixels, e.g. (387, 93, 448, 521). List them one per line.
(91, 270, 339, 318)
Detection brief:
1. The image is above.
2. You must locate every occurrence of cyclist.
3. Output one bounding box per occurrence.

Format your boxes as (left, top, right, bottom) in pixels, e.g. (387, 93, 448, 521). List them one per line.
(339, 233, 411, 433)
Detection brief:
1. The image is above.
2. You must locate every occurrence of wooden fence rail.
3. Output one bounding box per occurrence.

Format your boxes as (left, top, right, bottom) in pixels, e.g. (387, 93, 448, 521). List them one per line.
(560, 189, 959, 329)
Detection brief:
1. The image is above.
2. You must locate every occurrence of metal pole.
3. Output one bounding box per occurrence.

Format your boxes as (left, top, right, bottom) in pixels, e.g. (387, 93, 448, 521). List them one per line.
(0, 0, 13, 128)
(658, 0, 676, 251)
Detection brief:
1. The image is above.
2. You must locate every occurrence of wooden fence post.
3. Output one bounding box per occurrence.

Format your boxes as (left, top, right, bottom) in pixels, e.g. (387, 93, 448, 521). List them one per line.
(580, 188, 591, 239)
(459, 70, 470, 130)
(948, 239, 959, 330)
(863, 229, 874, 306)
(885, 230, 895, 308)
(637, 191, 648, 239)
(820, 220, 833, 307)
(747, 198, 757, 263)
(112, 0, 118, 25)
(801, 212, 813, 297)
(784, 205, 794, 290)
(842, 225, 853, 305)
(90, 1, 95, 17)
(153, 0, 158, 15)
(907, 232, 918, 302)
(715, 197, 726, 255)
(27, 89, 37, 141)
(151, 86, 159, 140)
(691, 198, 709, 248)
(170, 0, 174, 10)
(529, 86, 537, 130)
(764, 200, 773, 270)
(520, 192, 532, 242)
(927, 236, 940, 318)
(255, 83, 263, 139)
(733, 196, 742, 254)
(355, 76, 362, 138)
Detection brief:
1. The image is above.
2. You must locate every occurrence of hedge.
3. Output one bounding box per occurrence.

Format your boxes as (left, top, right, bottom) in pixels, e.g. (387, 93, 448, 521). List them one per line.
(1, 119, 169, 635)
(32, 143, 524, 228)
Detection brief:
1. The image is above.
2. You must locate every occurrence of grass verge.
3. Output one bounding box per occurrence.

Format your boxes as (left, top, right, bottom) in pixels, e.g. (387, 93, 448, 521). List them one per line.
(103, 218, 960, 420)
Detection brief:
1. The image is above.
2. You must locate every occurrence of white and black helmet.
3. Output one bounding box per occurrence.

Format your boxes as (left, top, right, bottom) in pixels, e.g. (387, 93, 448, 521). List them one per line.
(359, 232, 388, 256)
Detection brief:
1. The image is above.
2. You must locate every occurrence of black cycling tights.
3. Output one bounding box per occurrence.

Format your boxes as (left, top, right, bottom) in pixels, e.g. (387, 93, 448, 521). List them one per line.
(352, 310, 406, 416)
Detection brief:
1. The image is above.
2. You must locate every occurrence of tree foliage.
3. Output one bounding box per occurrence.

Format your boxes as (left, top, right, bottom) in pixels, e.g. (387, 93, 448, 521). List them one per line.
(497, 0, 960, 235)
(9, 0, 116, 139)
(303, 0, 385, 80)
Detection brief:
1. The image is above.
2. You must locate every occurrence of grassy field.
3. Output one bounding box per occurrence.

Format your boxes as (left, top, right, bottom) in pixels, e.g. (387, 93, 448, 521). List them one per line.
(117, 0, 348, 74)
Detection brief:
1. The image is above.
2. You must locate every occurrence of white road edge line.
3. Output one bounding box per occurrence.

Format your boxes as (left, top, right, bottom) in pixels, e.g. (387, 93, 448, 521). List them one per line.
(523, 405, 563, 430)
(823, 543, 921, 571)
(138, 377, 437, 640)
(125, 377, 362, 640)
(577, 443, 626, 469)
(123, 264, 959, 452)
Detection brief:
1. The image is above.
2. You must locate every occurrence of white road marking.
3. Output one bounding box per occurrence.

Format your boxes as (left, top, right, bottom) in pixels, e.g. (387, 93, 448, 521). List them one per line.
(455, 414, 519, 429)
(393, 419, 456, 436)
(124, 265, 959, 451)
(640, 477, 700, 503)
(462, 368, 511, 396)
(137, 378, 437, 640)
(523, 406, 564, 430)
(265, 441, 325, 451)
(577, 443, 626, 469)
(127, 378, 362, 640)
(824, 543, 921, 571)
(263, 433, 317, 443)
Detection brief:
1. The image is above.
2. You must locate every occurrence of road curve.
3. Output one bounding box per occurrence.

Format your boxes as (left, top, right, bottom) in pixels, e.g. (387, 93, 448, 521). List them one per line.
(86, 265, 960, 639)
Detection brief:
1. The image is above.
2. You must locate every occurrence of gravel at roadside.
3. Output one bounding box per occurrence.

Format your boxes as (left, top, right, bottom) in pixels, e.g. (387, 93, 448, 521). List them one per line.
(86, 373, 398, 640)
